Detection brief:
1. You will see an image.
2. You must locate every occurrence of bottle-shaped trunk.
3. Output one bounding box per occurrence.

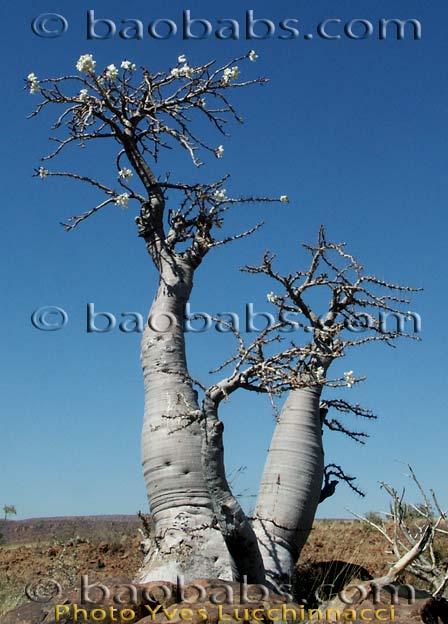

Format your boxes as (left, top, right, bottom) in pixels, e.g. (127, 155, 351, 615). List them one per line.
(137, 262, 232, 582)
(252, 386, 324, 589)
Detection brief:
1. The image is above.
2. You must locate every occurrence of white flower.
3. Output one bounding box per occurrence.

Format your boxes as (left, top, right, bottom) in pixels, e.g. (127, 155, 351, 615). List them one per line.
(248, 50, 259, 62)
(280, 195, 289, 203)
(27, 72, 40, 94)
(344, 370, 355, 388)
(105, 64, 119, 81)
(115, 193, 130, 209)
(316, 366, 325, 380)
(37, 167, 49, 179)
(119, 168, 133, 180)
(76, 54, 96, 74)
(222, 66, 240, 85)
(213, 189, 227, 203)
(215, 145, 224, 159)
(267, 292, 276, 304)
(121, 60, 136, 71)
(178, 54, 187, 63)
(78, 89, 89, 102)
(171, 64, 194, 79)
(179, 64, 194, 79)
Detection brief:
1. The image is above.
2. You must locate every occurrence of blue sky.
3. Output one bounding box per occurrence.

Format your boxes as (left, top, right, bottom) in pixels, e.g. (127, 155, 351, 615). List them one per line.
(1, 0, 447, 521)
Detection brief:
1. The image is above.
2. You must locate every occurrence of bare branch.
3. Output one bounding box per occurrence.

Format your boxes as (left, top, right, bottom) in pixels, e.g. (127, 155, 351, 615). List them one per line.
(27, 53, 281, 268)
(353, 469, 448, 595)
(320, 463, 365, 502)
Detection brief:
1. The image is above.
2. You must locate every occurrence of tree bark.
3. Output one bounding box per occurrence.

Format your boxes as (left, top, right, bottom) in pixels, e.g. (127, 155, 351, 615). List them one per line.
(251, 386, 324, 589)
(137, 258, 232, 583)
(201, 395, 266, 584)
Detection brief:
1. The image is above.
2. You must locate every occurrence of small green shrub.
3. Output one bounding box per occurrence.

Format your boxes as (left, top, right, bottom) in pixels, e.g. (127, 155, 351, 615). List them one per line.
(364, 511, 383, 525)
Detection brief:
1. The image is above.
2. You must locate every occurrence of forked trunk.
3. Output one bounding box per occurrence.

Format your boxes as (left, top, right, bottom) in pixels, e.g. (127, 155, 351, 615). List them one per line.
(137, 259, 232, 582)
(251, 386, 324, 589)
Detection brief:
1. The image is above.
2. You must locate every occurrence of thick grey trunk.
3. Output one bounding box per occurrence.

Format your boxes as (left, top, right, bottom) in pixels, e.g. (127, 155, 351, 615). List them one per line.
(252, 386, 324, 589)
(137, 260, 232, 583)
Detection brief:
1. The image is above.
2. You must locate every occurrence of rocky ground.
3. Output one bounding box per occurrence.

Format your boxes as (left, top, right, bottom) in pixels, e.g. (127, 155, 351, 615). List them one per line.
(0, 517, 444, 623)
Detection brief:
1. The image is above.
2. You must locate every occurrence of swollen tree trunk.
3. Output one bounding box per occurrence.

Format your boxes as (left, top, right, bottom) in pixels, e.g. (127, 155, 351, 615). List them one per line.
(137, 258, 232, 583)
(251, 386, 324, 589)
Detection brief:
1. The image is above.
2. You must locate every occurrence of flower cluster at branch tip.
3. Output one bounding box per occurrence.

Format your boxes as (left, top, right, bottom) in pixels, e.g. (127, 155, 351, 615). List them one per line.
(222, 66, 240, 85)
(119, 168, 133, 180)
(37, 167, 49, 179)
(105, 64, 119, 81)
(171, 64, 194, 79)
(248, 50, 259, 62)
(121, 60, 136, 71)
(215, 145, 225, 159)
(78, 89, 89, 102)
(213, 189, 227, 202)
(76, 54, 96, 74)
(266, 292, 276, 304)
(280, 195, 289, 203)
(115, 193, 130, 209)
(178, 55, 187, 63)
(316, 366, 325, 381)
(27, 73, 40, 95)
(344, 370, 355, 388)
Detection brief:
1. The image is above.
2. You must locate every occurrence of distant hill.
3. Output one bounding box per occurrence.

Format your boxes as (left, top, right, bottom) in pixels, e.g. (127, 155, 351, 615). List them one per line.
(1, 515, 140, 545)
